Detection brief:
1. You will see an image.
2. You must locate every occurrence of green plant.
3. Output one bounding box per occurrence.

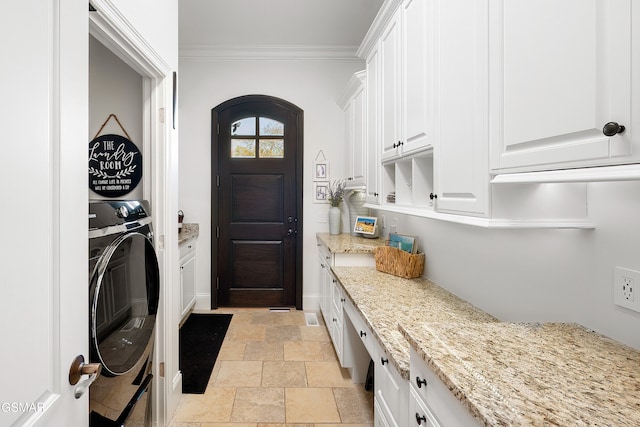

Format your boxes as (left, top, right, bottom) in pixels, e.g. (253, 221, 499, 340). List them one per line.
(328, 180, 346, 207)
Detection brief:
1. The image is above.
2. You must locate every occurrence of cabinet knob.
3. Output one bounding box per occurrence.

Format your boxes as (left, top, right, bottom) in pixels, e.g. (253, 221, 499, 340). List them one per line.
(340, 297, 346, 303)
(373, 192, 379, 197)
(360, 330, 367, 337)
(380, 357, 389, 365)
(415, 413, 427, 425)
(429, 192, 437, 200)
(416, 376, 427, 388)
(602, 121, 626, 137)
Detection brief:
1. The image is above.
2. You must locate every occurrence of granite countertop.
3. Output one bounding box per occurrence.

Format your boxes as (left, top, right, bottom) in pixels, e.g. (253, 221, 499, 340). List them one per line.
(400, 321, 640, 426)
(178, 223, 199, 246)
(331, 266, 497, 379)
(316, 232, 386, 254)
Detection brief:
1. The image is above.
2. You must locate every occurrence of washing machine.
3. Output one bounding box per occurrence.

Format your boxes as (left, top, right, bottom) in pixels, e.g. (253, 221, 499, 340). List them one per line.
(88, 200, 160, 427)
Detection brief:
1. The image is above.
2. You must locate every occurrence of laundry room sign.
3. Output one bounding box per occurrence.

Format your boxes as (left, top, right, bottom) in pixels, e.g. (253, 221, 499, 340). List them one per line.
(89, 133, 142, 197)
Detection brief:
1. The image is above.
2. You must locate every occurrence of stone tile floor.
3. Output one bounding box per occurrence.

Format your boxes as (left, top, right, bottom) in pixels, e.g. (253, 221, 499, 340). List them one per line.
(168, 308, 374, 427)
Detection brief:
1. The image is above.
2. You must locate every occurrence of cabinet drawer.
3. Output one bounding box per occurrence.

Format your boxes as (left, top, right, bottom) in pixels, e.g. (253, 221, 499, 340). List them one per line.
(317, 241, 333, 265)
(343, 298, 375, 357)
(179, 239, 196, 260)
(410, 348, 479, 426)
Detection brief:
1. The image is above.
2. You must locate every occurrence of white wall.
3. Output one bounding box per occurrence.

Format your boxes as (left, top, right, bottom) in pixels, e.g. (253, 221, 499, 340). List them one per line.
(373, 180, 640, 350)
(89, 36, 144, 200)
(178, 58, 364, 309)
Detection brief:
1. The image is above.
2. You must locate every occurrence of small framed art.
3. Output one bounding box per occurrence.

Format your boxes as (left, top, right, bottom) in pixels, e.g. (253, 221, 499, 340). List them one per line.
(313, 181, 329, 203)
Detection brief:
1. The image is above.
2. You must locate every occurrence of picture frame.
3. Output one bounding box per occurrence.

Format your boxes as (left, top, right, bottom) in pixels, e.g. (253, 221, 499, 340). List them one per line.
(313, 181, 329, 204)
(388, 233, 418, 254)
(313, 161, 329, 181)
(354, 215, 378, 235)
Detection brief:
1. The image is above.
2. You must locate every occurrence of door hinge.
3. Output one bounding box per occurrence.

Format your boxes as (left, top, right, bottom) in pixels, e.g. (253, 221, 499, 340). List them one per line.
(216, 226, 219, 238)
(217, 123, 220, 134)
(216, 277, 219, 290)
(217, 175, 220, 187)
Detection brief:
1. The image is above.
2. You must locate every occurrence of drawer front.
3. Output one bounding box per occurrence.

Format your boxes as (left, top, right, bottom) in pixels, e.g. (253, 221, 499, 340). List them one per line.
(344, 298, 375, 357)
(179, 239, 196, 260)
(410, 348, 479, 426)
(317, 241, 333, 266)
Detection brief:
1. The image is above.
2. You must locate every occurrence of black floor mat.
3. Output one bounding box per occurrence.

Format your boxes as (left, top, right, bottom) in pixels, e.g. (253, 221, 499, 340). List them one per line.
(179, 313, 232, 394)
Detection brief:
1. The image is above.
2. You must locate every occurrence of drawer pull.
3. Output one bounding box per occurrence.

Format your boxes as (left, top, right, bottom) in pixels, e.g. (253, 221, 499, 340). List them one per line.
(340, 298, 346, 303)
(415, 413, 427, 425)
(360, 331, 367, 338)
(332, 318, 337, 322)
(416, 376, 427, 388)
(380, 357, 389, 365)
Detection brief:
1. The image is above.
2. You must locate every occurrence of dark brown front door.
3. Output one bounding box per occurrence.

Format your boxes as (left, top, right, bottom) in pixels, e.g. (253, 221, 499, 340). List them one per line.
(212, 95, 303, 308)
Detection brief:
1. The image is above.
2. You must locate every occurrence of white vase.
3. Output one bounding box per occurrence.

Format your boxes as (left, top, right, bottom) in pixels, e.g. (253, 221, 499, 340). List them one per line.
(328, 206, 341, 235)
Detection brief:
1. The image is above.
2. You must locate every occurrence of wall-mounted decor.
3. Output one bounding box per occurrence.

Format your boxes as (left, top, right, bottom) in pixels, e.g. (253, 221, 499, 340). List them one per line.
(89, 114, 142, 198)
(313, 181, 329, 204)
(313, 150, 329, 181)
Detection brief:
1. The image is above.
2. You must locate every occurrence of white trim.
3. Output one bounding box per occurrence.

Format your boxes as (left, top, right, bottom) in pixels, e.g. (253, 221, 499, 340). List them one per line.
(356, 0, 403, 58)
(179, 44, 363, 62)
(491, 164, 640, 184)
(367, 203, 596, 229)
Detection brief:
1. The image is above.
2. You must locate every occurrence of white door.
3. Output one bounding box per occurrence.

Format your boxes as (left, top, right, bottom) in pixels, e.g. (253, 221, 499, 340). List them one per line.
(0, 1, 89, 426)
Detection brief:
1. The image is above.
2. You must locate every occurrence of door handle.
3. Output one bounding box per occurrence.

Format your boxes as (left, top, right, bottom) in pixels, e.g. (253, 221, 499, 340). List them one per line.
(69, 355, 102, 399)
(287, 229, 298, 236)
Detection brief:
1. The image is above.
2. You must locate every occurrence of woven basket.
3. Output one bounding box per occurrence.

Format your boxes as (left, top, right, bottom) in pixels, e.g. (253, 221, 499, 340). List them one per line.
(374, 246, 425, 279)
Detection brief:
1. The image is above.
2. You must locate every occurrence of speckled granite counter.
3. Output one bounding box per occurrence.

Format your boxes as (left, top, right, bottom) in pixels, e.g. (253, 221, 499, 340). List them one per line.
(178, 223, 199, 246)
(331, 266, 497, 379)
(316, 232, 386, 254)
(400, 321, 640, 426)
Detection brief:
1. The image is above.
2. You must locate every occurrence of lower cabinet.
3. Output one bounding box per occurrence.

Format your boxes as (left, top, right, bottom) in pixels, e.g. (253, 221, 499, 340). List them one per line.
(410, 347, 479, 426)
(179, 239, 197, 322)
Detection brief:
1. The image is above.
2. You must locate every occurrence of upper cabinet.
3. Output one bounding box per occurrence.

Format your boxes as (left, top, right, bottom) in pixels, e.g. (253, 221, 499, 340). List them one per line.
(432, 0, 489, 216)
(375, 0, 432, 163)
(338, 71, 367, 187)
(490, 0, 638, 174)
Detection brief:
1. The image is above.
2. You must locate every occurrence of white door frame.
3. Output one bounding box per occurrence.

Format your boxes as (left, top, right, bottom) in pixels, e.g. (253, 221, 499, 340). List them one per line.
(89, 1, 178, 425)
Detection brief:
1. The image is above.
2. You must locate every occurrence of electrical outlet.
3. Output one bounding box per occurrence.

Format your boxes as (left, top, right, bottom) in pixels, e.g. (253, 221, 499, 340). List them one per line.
(614, 267, 640, 312)
(622, 277, 634, 301)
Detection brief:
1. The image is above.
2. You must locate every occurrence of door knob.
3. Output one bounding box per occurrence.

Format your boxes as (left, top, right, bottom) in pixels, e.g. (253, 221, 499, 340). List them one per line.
(602, 121, 625, 137)
(69, 355, 101, 399)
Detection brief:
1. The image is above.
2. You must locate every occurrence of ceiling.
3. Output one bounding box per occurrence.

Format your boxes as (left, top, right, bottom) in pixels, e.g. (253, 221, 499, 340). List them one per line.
(179, 0, 384, 58)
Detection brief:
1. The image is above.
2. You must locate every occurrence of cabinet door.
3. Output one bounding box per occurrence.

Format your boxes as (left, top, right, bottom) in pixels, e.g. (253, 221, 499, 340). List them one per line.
(317, 247, 331, 321)
(490, 0, 634, 172)
(180, 254, 196, 318)
(380, 7, 402, 162)
(351, 84, 366, 185)
(366, 45, 381, 204)
(433, 0, 489, 216)
(402, 0, 432, 156)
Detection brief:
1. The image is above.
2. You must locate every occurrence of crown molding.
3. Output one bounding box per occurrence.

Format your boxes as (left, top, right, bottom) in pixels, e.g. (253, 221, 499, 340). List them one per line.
(179, 44, 364, 62)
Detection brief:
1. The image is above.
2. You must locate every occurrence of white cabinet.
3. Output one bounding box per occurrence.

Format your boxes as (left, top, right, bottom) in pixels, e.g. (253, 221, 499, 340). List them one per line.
(379, 0, 432, 163)
(374, 347, 408, 427)
(409, 347, 479, 426)
(366, 45, 382, 204)
(490, 0, 638, 174)
(432, 0, 489, 216)
(316, 237, 376, 367)
(179, 239, 196, 321)
(339, 71, 367, 187)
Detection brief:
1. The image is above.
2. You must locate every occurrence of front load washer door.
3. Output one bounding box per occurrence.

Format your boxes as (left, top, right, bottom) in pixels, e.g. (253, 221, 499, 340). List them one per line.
(90, 231, 159, 376)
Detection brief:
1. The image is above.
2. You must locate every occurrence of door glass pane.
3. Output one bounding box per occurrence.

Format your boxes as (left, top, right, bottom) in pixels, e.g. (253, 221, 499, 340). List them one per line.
(231, 117, 256, 136)
(259, 117, 284, 136)
(231, 139, 256, 158)
(259, 139, 284, 158)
